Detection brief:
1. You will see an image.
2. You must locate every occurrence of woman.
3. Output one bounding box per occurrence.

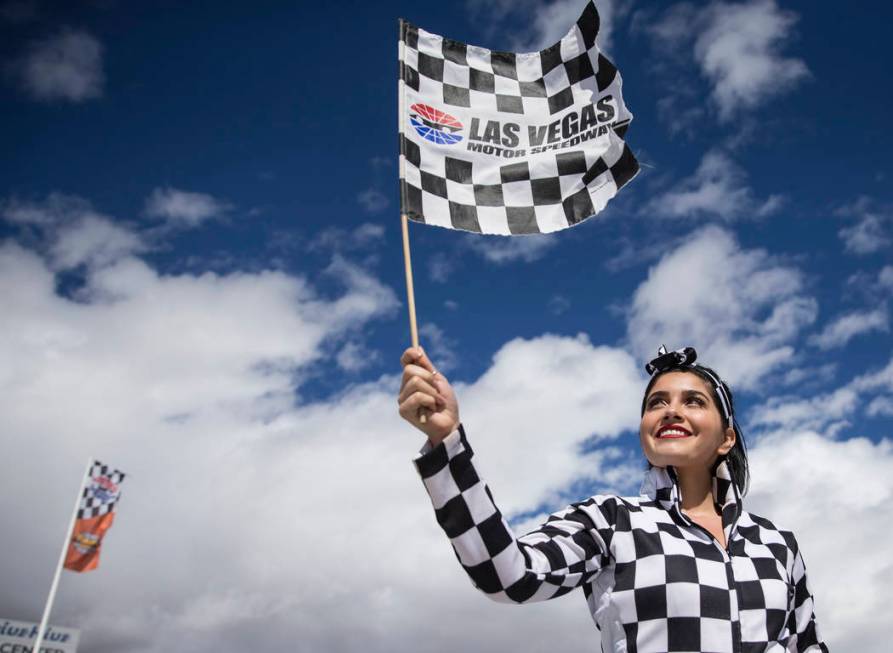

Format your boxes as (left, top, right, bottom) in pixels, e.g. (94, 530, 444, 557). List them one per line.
(398, 345, 828, 652)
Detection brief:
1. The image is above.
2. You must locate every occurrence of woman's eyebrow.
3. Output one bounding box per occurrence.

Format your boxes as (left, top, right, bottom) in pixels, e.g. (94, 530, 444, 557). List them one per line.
(647, 389, 711, 400)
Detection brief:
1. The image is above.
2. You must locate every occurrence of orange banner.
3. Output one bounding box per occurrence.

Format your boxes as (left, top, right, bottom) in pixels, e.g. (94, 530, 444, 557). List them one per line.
(63, 512, 115, 572)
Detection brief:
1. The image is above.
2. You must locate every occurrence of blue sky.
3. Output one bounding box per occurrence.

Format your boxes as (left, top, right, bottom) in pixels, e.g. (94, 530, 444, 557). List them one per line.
(2, 1, 892, 652)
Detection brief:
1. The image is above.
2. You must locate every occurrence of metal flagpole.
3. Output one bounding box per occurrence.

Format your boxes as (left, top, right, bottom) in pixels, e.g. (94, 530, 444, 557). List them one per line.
(32, 457, 93, 653)
(398, 18, 426, 423)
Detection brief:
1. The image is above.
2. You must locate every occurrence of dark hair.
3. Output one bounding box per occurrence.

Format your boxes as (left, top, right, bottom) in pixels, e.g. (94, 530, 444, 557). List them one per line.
(641, 365, 749, 495)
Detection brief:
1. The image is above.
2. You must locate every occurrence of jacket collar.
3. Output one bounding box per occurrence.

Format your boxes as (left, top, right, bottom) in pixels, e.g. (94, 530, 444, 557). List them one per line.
(640, 459, 743, 542)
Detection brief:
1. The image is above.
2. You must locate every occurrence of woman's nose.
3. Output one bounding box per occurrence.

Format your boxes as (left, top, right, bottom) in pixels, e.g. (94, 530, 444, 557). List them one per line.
(661, 401, 682, 421)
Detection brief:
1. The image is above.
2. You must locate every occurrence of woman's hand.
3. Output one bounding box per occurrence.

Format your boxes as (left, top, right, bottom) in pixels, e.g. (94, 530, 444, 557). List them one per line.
(398, 347, 460, 447)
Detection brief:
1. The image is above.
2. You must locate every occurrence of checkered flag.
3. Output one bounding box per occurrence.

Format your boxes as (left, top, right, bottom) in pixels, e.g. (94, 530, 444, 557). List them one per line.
(78, 460, 126, 519)
(399, 1, 638, 235)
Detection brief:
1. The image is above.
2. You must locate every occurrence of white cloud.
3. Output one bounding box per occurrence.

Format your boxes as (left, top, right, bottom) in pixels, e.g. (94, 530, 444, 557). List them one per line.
(467, 0, 628, 53)
(335, 341, 379, 373)
(308, 222, 386, 253)
(465, 233, 558, 264)
(694, 0, 809, 121)
(626, 225, 816, 390)
(3, 217, 891, 652)
(0, 237, 644, 651)
(1, 192, 92, 226)
(644, 0, 809, 122)
(809, 306, 889, 350)
(427, 251, 454, 283)
(51, 215, 146, 270)
(525, 0, 626, 53)
(866, 396, 893, 418)
(144, 187, 230, 228)
(12, 28, 104, 102)
(835, 196, 891, 255)
(2, 194, 147, 269)
(643, 149, 782, 220)
(839, 215, 891, 255)
(746, 430, 893, 650)
(879, 266, 893, 290)
(749, 355, 893, 433)
(418, 322, 458, 372)
(779, 362, 836, 388)
(357, 188, 389, 214)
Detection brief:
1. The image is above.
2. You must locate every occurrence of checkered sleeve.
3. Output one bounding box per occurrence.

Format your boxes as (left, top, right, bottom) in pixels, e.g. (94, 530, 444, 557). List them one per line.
(413, 424, 612, 603)
(784, 533, 828, 652)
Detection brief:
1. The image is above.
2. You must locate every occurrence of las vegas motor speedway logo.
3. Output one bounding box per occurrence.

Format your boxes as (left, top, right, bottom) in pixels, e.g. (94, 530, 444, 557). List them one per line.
(409, 103, 463, 145)
(408, 98, 626, 159)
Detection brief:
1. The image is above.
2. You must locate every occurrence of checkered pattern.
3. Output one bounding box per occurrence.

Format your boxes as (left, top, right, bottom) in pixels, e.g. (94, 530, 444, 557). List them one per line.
(398, 1, 638, 234)
(77, 460, 126, 519)
(414, 426, 828, 652)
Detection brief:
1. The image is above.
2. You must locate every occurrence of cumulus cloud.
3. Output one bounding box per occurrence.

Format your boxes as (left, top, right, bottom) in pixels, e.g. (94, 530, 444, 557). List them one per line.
(835, 196, 892, 256)
(626, 225, 816, 390)
(335, 341, 380, 373)
(11, 28, 104, 102)
(467, 0, 628, 53)
(0, 234, 644, 651)
(427, 251, 455, 283)
(839, 216, 890, 255)
(3, 208, 891, 652)
(2, 193, 146, 269)
(418, 322, 459, 372)
(749, 354, 893, 433)
(51, 215, 146, 270)
(144, 187, 231, 228)
(357, 188, 389, 214)
(308, 222, 386, 253)
(465, 233, 558, 264)
(644, 149, 783, 220)
(809, 306, 889, 350)
(693, 0, 809, 121)
(866, 396, 893, 418)
(2, 192, 91, 226)
(643, 0, 809, 123)
(835, 197, 892, 255)
(746, 430, 893, 650)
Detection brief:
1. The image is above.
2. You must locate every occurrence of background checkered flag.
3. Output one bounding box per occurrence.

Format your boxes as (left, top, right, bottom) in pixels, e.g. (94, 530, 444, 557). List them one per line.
(398, 1, 638, 235)
(78, 460, 126, 519)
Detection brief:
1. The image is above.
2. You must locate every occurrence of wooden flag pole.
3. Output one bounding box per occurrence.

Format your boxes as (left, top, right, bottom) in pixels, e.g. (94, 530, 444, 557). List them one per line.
(33, 457, 93, 653)
(401, 213, 420, 349)
(401, 212, 427, 424)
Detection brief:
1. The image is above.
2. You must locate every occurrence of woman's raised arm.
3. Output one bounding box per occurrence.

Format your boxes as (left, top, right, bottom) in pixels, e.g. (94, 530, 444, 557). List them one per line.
(400, 348, 616, 603)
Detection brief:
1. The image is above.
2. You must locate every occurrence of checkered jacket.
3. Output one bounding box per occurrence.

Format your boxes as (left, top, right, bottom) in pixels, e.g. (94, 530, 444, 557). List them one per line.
(414, 426, 828, 652)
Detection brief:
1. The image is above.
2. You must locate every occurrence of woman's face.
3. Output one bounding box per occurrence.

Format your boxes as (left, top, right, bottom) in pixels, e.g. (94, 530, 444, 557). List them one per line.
(639, 371, 735, 473)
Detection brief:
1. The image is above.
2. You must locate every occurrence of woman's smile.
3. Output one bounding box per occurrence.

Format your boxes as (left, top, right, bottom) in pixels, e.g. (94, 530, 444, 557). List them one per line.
(655, 425, 692, 439)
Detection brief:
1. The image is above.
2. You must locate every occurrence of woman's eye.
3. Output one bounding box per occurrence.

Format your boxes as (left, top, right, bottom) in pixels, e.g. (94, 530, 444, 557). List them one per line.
(686, 397, 705, 406)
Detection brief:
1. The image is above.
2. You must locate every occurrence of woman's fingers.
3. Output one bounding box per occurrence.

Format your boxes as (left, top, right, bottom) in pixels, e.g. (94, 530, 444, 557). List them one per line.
(398, 390, 439, 419)
(398, 375, 445, 405)
(400, 363, 434, 389)
(400, 347, 436, 373)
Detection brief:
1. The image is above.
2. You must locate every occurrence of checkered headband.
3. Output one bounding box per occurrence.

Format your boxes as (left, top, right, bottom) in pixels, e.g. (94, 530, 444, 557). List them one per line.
(398, 1, 638, 235)
(645, 345, 735, 428)
(77, 460, 126, 520)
